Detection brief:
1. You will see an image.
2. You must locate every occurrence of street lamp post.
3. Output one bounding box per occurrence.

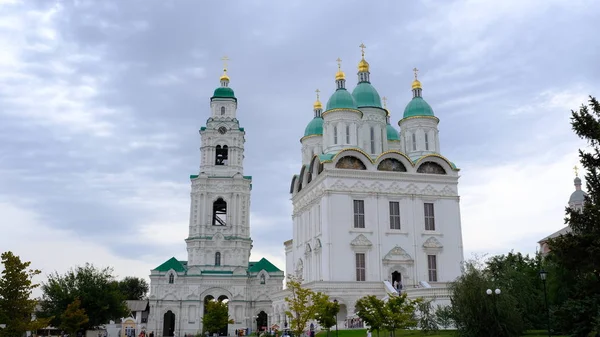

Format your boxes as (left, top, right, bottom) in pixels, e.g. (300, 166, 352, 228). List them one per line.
(539, 270, 551, 337)
(486, 288, 501, 334)
(333, 299, 338, 337)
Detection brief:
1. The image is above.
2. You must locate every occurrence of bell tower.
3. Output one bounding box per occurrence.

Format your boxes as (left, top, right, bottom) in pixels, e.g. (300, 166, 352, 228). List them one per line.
(186, 58, 253, 272)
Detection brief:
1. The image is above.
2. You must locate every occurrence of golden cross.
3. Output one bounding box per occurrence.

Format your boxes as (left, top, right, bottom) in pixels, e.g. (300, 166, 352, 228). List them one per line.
(221, 56, 230, 70)
(413, 67, 419, 80)
(574, 165, 579, 177)
(315, 89, 320, 101)
(336, 57, 342, 70)
(359, 43, 366, 57)
(382, 96, 388, 108)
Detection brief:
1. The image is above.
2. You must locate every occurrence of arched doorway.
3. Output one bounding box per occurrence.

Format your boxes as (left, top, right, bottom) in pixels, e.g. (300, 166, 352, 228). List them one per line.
(392, 271, 402, 290)
(218, 296, 229, 336)
(257, 311, 268, 333)
(163, 311, 175, 337)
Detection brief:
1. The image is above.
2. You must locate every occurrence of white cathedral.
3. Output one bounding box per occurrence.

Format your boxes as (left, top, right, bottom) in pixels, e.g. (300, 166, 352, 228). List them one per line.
(147, 48, 465, 337)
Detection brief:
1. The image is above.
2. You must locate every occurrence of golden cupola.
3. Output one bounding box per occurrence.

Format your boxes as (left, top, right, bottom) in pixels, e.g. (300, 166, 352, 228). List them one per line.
(358, 43, 369, 73)
(313, 89, 323, 110)
(411, 67, 422, 90)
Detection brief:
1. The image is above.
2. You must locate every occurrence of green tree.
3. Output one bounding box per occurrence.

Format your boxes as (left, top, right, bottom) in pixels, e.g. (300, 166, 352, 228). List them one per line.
(312, 292, 339, 337)
(450, 261, 524, 337)
(60, 298, 89, 336)
(417, 299, 438, 334)
(434, 305, 453, 329)
(118, 276, 149, 300)
(39, 263, 128, 330)
(284, 276, 317, 337)
(0, 251, 50, 337)
(485, 251, 546, 330)
(202, 300, 233, 335)
(355, 295, 386, 337)
(547, 95, 600, 336)
(383, 293, 420, 337)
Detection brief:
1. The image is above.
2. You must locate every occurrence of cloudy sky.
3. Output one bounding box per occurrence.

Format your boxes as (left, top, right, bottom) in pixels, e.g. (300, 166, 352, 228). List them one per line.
(1, 0, 599, 290)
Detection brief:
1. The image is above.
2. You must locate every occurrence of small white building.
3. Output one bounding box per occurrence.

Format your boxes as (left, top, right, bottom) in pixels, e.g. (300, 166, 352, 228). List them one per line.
(271, 51, 465, 325)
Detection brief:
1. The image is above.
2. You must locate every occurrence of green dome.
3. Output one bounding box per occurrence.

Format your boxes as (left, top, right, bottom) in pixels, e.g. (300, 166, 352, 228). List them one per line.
(386, 124, 400, 141)
(325, 89, 357, 111)
(211, 87, 236, 100)
(352, 82, 382, 108)
(304, 117, 323, 137)
(403, 97, 434, 119)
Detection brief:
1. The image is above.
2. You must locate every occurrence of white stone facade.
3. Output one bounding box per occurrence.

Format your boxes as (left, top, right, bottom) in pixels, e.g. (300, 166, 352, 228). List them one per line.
(148, 78, 284, 337)
(272, 67, 465, 328)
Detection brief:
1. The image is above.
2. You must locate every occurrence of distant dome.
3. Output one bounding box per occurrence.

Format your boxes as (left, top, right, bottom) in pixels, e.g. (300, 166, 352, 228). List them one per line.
(386, 124, 399, 141)
(569, 190, 586, 204)
(211, 87, 236, 100)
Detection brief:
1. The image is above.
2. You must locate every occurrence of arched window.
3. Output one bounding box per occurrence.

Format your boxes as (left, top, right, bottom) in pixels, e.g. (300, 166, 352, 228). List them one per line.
(346, 125, 350, 144)
(213, 198, 227, 226)
(220, 106, 226, 115)
(215, 145, 228, 165)
(168, 273, 174, 284)
(370, 127, 375, 153)
(333, 126, 338, 144)
(260, 274, 266, 284)
(215, 252, 221, 266)
(425, 133, 429, 150)
(412, 133, 417, 151)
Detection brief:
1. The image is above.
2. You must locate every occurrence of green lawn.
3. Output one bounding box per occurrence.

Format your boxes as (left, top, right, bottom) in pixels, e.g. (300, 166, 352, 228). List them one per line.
(315, 328, 565, 337)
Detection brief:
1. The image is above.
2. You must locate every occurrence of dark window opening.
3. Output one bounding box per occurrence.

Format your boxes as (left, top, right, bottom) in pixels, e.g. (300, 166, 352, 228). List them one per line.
(215, 252, 221, 266)
(215, 145, 228, 165)
(220, 106, 226, 115)
(213, 198, 227, 226)
(168, 273, 174, 284)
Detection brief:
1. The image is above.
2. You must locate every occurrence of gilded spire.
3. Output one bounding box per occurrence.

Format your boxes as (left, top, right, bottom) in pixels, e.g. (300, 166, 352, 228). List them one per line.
(574, 165, 579, 177)
(335, 57, 345, 81)
(412, 67, 422, 89)
(313, 89, 323, 110)
(358, 43, 369, 73)
(220, 56, 230, 82)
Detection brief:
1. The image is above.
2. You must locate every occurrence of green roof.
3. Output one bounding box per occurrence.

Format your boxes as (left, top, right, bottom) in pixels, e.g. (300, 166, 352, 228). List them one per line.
(319, 153, 335, 162)
(154, 257, 187, 272)
(325, 88, 357, 111)
(352, 82, 382, 108)
(248, 258, 282, 273)
(403, 97, 434, 119)
(386, 124, 400, 141)
(211, 87, 236, 101)
(304, 117, 323, 137)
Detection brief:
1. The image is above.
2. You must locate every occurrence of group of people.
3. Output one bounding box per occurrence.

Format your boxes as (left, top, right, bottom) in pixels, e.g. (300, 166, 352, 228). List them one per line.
(345, 317, 364, 329)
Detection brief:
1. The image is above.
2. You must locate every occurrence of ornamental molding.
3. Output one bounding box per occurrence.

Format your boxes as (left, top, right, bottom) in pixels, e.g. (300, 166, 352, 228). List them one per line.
(423, 236, 443, 249)
(383, 245, 413, 262)
(350, 234, 373, 247)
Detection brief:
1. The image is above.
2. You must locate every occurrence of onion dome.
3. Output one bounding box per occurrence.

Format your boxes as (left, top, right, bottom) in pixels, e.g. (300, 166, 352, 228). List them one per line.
(304, 89, 324, 137)
(402, 67, 434, 119)
(325, 58, 357, 111)
(211, 56, 236, 101)
(382, 96, 400, 141)
(304, 117, 323, 137)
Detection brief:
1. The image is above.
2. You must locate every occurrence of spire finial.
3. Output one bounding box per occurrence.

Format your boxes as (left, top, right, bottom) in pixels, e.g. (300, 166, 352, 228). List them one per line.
(382, 96, 387, 109)
(219, 55, 230, 83)
(574, 165, 579, 177)
(359, 43, 366, 58)
(316, 89, 320, 101)
(335, 58, 345, 81)
(313, 89, 323, 111)
(411, 67, 422, 90)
